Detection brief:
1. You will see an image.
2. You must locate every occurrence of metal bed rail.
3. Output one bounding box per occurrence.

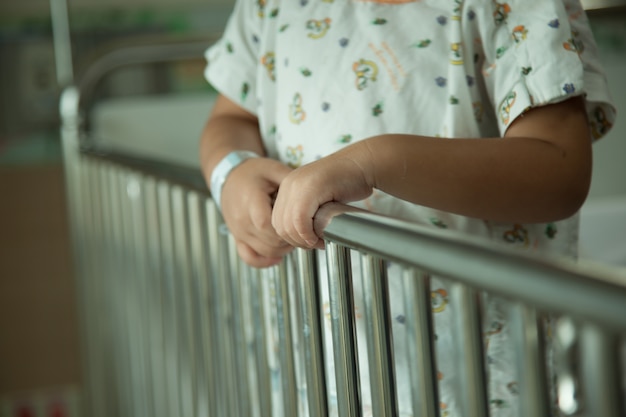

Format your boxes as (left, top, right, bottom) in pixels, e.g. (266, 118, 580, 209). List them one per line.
(60, 137, 626, 417)
(59, 42, 626, 417)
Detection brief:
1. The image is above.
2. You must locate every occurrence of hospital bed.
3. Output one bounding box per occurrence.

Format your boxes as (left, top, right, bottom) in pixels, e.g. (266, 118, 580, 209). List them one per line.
(60, 37, 626, 417)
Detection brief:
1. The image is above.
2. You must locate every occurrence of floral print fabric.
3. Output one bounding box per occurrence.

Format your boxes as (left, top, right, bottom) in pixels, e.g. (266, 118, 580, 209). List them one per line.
(205, 0, 615, 415)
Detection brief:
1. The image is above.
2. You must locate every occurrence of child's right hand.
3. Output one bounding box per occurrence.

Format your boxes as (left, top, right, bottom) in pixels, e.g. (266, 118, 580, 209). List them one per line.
(220, 156, 294, 268)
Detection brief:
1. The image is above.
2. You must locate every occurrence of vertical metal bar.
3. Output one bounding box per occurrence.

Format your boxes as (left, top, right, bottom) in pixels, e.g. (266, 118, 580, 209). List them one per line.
(450, 283, 488, 417)
(580, 324, 621, 417)
(81, 159, 106, 417)
(326, 242, 361, 417)
(295, 249, 328, 417)
(402, 269, 439, 417)
(227, 235, 253, 417)
(205, 200, 230, 416)
(98, 164, 121, 417)
(553, 316, 581, 416)
(119, 170, 149, 417)
(264, 267, 283, 415)
(157, 182, 182, 417)
(60, 90, 96, 416)
(509, 303, 549, 417)
(109, 167, 135, 417)
(249, 266, 272, 417)
(49, 0, 74, 86)
(291, 254, 306, 416)
(171, 186, 197, 417)
(242, 263, 263, 417)
(187, 192, 216, 417)
(142, 177, 169, 417)
(127, 173, 155, 417)
(360, 255, 398, 416)
(211, 211, 242, 415)
(275, 260, 299, 416)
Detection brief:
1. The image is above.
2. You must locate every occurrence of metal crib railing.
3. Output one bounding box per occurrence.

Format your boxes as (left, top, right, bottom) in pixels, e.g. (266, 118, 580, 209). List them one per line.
(59, 44, 626, 417)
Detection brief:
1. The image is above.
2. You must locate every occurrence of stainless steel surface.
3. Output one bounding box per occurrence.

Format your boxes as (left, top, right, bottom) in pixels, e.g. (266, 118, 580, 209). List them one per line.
(581, 324, 622, 417)
(360, 255, 397, 417)
(125, 172, 153, 417)
(171, 186, 197, 417)
(275, 261, 298, 417)
(64, 147, 626, 417)
(295, 249, 328, 417)
(50, 0, 74, 86)
(60, 40, 626, 417)
(228, 234, 252, 417)
(401, 269, 439, 417)
(249, 266, 272, 417)
(326, 243, 362, 417)
(187, 192, 215, 417)
(205, 198, 230, 417)
(143, 178, 169, 417)
(510, 304, 550, 417)
(157, 181, 183, 417)
(319, 209, 626, 331)
(450, 283, 488, 417)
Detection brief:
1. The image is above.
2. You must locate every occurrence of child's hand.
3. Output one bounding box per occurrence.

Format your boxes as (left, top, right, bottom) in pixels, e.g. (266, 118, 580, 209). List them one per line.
(272, 143, 375, 249)
(221, 157, 294, 267)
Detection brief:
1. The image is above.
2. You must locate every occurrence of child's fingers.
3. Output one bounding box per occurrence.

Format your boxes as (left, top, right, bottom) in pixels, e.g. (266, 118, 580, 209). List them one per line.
(272, 186, 321, 249)
(235, 240, 286, 268)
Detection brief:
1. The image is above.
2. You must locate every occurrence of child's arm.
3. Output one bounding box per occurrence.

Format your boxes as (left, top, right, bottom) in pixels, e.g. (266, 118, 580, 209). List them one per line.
(200, 94, 293, 267)
(271, 96, 592, 249)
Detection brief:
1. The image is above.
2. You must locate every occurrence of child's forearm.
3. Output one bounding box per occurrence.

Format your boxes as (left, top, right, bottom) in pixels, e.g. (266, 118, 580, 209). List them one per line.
(361, 135, 588, 223)
(199, 95, 266, 185)
(359, 98, 592, 223)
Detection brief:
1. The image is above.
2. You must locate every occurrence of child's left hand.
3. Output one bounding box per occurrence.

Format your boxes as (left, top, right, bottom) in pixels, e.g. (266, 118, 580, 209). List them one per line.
(271, 142, 375, 249)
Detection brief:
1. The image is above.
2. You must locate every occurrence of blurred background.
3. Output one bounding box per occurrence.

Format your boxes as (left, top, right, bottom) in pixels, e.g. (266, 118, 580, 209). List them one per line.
(0, 0, 624, 416)
(0, 0, 230, 415)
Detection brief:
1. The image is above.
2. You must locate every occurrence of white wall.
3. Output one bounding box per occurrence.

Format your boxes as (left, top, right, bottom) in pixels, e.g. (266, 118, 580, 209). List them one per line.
(588, 50, 626, 200)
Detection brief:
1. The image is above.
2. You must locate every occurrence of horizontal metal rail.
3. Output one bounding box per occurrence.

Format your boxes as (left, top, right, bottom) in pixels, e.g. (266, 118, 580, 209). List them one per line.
(59, 40, 626, 417)
(314, 203, 626, 332)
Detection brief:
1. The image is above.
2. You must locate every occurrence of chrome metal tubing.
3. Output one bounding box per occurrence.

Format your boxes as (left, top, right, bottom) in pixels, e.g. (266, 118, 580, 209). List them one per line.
(249, 266, 273, 417)
(82, 160, 107, 417)
(58, 31, 626, 414)
(450, 283, 488, 417)
(187, 192, 216, 417)
(360, 255, 398, 417)
(510, 304, 550, 417)
(111, 168, 136, 417)
(213, 230, 240, 416)
(275, 260, 299, 417)
(142, 177, 169, 417)
(126, 172, 155, 417)
(295, 249, 329, 417)
(320, 211, 626, 332)
(401, 269, 439, 417)
(97, 163, 121, 416)
(205, 200, 230, 417)
(326, 243, 362, 417)
(171, 186, 197, 417)
(227, 235, 253, 417)
(157, 182, 183, 417)
(581, 324, 622, 417)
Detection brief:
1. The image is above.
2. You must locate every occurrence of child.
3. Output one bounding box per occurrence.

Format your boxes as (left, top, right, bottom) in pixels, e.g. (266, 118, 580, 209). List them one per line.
(200, 0, 615, 415)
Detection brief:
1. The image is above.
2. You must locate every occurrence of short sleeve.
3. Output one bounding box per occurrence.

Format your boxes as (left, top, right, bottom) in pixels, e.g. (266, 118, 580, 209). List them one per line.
(204, 0, 263, 115)
(475, 0, 616, 140)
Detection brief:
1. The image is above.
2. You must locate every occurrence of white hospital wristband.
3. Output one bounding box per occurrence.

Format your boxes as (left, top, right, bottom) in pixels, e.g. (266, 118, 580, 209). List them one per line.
(210, 150, 260, 210)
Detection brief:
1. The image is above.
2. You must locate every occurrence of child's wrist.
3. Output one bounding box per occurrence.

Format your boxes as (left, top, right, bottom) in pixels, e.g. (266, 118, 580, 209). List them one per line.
(210, 150, 260, 209)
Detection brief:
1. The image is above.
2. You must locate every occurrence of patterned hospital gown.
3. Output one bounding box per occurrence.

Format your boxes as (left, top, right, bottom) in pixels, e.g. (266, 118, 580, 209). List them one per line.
(205, 0, 615, 415)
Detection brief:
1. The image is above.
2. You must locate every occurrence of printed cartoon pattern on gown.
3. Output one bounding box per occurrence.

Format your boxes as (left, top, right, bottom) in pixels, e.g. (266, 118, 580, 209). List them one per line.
(203, 1, 616, 416)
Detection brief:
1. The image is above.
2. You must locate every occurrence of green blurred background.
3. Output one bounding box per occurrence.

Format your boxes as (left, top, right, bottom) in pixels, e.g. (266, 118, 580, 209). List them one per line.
(0, 1, 624, 416)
